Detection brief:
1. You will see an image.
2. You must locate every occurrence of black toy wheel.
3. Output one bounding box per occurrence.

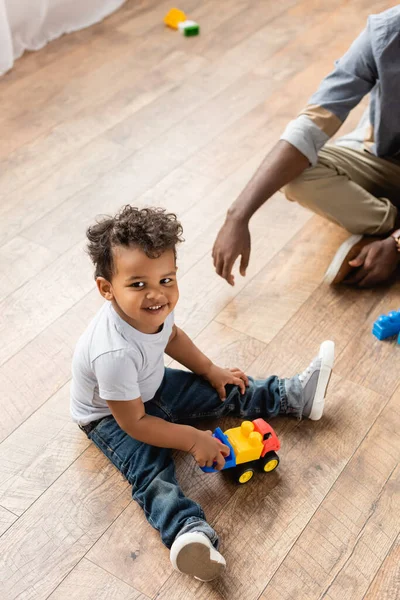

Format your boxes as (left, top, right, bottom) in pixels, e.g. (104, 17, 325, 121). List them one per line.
(260, 451, 279, 472)
(232, 464, 255, 484)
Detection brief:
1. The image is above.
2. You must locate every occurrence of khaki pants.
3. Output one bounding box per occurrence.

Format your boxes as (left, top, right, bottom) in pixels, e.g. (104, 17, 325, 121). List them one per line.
(283, 145, 400, 235)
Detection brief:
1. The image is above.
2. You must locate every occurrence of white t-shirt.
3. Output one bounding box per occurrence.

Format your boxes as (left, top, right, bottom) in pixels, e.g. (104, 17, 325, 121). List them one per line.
(70, 302, 174, 425)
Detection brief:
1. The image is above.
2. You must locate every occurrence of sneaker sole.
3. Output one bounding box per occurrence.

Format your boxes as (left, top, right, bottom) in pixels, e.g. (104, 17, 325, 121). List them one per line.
(308, 340, 335, 420)
(324, 234, 363, 284)
(170, 535, 226, 581)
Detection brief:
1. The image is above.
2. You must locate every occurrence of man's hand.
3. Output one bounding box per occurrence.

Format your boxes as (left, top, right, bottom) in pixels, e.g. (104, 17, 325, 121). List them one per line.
(202, 364, 249, 400)
(189, 429, 230, 470)
(345, 237, 399, 287)
(212, 216, 251, 286)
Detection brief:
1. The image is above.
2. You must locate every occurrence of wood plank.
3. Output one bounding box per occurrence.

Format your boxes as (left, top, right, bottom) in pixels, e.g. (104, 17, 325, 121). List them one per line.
(189, 5, 369, 175)
(0, 0, 199, 129)
(86, 499, 171, 598)
(17, 113, 295, 266)
(3, 2, 386, 204)
(0, 383, 90, 516)
(0, 80, 206, 246)
(260, 384, 400, 599)
(0, 0, 267, 183)
(139, 106, 293, 217)
(216, 216, 349, 344)
(170, 320, 267, 372)
(0, 0, 250, 168)
(364, 533, 400, 600)
(0, 505, 18, 536)
(0, 24, 139, 156)
(0, 289, 103, 441)
(3, 71, 270, 250)
(245, 280, 384, 385)
(117, 0, 249, 39)
(48, 558, 150, 600)
(147, 574, 226, 600)
(0, 50, 207, 197)
(335, 282, 400, 398)
(0, 241, 93, 367)
(184, 0, 299, 64)
(0, 236, 56, 303)
(184, 107, 288, 183)
(1, 0, 357, 246)
(1, 1, 227, 171)
(0, 446, 131, 600)
(322, 465, 400, 600)
(154, 376, 385, 600)
(184, 0, 348, 63)
(0, 0, 160, 85)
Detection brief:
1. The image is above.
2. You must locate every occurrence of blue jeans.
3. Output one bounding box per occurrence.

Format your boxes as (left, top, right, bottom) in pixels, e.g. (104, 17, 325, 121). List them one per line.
(85, 368, 302, 549)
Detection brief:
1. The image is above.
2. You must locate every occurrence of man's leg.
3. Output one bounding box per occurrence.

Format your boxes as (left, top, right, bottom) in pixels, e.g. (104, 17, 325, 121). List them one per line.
(283, 145, 400, 235)
(283, 145, 400, 283)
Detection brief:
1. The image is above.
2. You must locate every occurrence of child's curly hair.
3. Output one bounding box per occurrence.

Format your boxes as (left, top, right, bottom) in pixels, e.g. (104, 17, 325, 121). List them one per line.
(86, 205, 184, 280)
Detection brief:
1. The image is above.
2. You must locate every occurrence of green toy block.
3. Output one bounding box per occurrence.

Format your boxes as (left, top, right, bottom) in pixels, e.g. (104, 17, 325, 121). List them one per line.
(178, 20, 200, 36)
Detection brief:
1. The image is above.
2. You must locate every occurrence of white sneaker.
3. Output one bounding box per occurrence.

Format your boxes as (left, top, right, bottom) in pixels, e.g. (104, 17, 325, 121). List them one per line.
(170, 532, 226, 581)
(323, 234, 380, 285)
(299, 340, 335, 420)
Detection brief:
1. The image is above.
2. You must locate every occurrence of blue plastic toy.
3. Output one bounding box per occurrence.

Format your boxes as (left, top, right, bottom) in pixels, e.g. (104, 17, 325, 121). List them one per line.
(201, 427, 237, 472)
(372, 309, 400, 340)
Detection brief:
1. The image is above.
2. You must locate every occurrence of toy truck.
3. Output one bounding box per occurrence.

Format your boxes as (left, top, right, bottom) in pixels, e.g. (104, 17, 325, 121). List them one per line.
(201, 418, 280, 484)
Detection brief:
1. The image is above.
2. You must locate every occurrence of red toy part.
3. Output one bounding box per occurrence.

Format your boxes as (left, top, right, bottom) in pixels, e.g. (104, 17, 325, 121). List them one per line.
(252, 418, 281, 457)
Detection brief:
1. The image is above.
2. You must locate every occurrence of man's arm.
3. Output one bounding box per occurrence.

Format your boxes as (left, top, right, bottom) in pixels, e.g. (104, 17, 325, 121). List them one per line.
(213, 141, 309, 285)
(213, 23, 377, 284)
(226, 141, 310, 223)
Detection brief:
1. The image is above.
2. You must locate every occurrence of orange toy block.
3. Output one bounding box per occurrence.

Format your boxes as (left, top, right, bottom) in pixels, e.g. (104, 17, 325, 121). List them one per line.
(164, 8, 187, 30)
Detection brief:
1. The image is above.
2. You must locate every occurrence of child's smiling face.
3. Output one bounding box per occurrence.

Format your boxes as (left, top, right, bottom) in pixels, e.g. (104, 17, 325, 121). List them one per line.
(97, 245, 179, 334)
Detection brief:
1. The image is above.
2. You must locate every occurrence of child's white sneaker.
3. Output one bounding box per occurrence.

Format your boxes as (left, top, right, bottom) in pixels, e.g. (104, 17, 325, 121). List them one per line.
(170, 532, 226, 581)
(299, 340, 335, 420)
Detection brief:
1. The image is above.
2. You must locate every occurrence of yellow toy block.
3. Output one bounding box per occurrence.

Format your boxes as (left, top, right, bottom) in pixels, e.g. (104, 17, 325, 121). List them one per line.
(164, 8, 187, 30)
(225, 421, 263, 465)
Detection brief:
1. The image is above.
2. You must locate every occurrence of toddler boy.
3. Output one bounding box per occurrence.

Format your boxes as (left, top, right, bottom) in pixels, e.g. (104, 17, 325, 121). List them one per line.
(71, 205, 334, 581)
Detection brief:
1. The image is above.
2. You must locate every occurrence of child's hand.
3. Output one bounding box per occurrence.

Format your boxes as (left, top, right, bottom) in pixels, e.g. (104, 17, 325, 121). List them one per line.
(203, 364, 249, 400)
(189, 430, 230, 470)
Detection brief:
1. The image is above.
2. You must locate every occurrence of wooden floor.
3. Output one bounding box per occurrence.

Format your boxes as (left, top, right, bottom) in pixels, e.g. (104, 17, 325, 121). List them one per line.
(1, 1, 399, 598)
